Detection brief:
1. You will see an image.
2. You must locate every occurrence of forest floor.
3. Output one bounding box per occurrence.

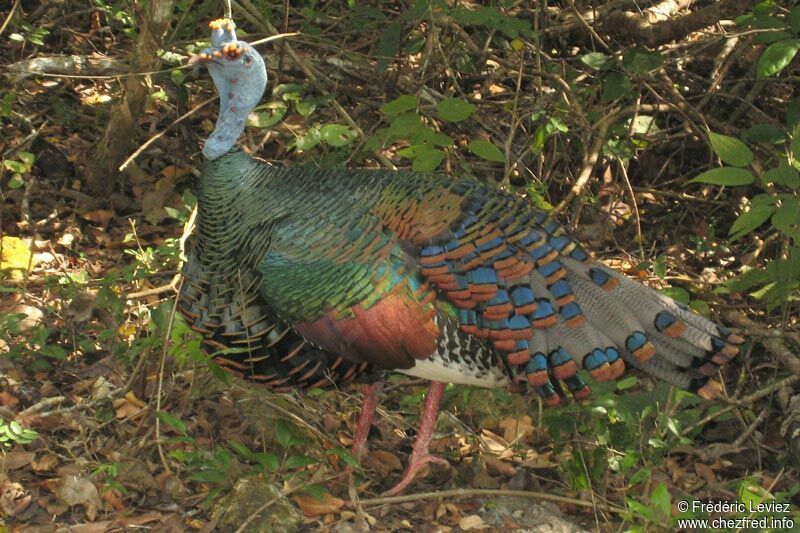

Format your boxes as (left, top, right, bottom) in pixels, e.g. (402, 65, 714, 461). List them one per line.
(1, 1, 800, 532)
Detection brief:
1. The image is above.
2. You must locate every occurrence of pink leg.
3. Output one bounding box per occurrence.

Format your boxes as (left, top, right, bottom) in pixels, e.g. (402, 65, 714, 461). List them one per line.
(352, 382, 382, 458)
(384, 381, 449, 496)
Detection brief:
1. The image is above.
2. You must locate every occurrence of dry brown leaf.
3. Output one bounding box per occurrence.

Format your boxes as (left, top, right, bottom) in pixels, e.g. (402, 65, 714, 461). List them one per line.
(364, 449, 403, 477)
(102, 488, 126, 511)
(372, 449, 402, 470)
(480, 429, 508, 453)
(484, 455, 516, 477)
(459, 514, 486, 530)
(56, 475, 102, 520)
(487, 83, 506, 95)
(292, 492, 344, 517)
(124, 391, 147, 408)
(114, 398, 143, 419)
(79, 209, 114, 228)
(31, 452, 60, 473)
(161, 165, 193, 179)
(694, 463, 717, 486)
(0, 391, 19, 409)
(4, 451, 35, 470)
(322, 413, 340, 433)
(142, 175, 181, 224)
(471, 470, 500, 489)
(40, 494, 69, 516)
(0, 480, 30, 517)
(498, 415, 534, 443)
(114, 391, 146, 419)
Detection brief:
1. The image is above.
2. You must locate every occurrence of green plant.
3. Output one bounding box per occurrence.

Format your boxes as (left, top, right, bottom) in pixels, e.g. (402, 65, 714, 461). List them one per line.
(690, 125, 800, 311)
(156, 409, 351, 503)
(736, 2, 800, 78)
(0, 419, 38, 447)
(2, 151, 34, 190)
(8, 22, 49, 46)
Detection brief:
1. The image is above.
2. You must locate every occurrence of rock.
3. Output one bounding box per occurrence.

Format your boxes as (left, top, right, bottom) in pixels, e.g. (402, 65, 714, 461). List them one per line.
(478, 496, 587, 533)
(9, 303, 44, 331)
(211, 476, 301, 533)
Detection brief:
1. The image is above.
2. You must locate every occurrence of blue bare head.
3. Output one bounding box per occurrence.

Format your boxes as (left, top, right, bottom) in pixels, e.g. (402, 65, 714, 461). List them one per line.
(189, 19, 267, 160)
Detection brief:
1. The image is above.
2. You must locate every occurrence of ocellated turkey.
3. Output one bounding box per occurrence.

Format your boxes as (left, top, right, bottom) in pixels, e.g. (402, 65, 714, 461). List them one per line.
(178, 19, 743, 495)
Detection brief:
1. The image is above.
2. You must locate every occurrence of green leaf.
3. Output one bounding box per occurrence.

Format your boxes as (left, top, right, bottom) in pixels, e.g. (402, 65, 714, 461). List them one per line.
(228, 440, 253, 460)
(616, 376, 637, 390)
(8, 174, 23, 189)
(39, 344, 67, 359)
(188, 469, 226, 483)
(329, 447, 359, 467)
(601, 71, 633, 102)
(294, 128, 321, 151)
(295, 100, 316, 117)
(741, 123, 785, 144)
(284, 454, 317, 470)
(171, 68, 185, 86)
(792, 123, 800, 161)
(266, 452, 280, 472)
(689, 167, 754, 186)
(248, 102, 287, 128)
(757, 39, 800, 77)
(622, 49, 664, 74)
(773, 200, 800, 240)
(275, 419, 292, 448)
(581, 52, 609, 69)
(650, 482, 671, 518)
(157, 411, 187, 435)
(376, 20, 402, 72)
(3, 160, 24, 173)
(660, 286, 690, 304)
(381, 95, 418, 117)
(762, 161, 800, 189)
(208, 361, 232, 385)
(468, 139, 505, 162)
(790, 6, 800, 34)
(689, 299, 711, 316)
(789, 97, 800, 129)
(301, 483, 329, 500)
(628, 468, 652, 486)
(727, 268, 771, 293)
(708, 132, 753, 167)
(18, 152, 34, 167)
(436, 98, 476, 122)
(653, 256, 667, 279)
(411, 147, 446, 172)
(729, 195, 776, 240)
(320, 124, 357, 147)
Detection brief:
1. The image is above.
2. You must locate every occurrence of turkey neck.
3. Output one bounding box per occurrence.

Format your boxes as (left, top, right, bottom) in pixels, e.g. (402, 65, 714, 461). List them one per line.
(195, 149, 286, 272)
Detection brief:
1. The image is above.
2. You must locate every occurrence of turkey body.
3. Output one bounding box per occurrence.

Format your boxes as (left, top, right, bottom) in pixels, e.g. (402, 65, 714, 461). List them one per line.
(178, 148, 740, 405)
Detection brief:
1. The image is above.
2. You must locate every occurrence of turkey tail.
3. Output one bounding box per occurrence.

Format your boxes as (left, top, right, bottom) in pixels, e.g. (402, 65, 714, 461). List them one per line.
(560, 255, 743, 399)
(404, 179, 743, 405)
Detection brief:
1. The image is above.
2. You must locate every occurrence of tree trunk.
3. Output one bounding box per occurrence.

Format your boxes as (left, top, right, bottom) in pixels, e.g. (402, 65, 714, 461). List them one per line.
(85, 0, 176, 198)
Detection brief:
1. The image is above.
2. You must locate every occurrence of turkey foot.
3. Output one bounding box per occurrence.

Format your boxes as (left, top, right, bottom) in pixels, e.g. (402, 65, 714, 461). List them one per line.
(383, 381, 449, 496)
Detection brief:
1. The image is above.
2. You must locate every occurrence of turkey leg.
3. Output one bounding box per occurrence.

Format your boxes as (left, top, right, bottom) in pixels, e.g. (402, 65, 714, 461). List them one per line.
(352, 382, 382, 458)
(384, 380, 448, 496)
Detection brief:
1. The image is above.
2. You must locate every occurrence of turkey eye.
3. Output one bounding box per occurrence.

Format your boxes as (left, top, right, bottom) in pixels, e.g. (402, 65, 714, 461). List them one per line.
(244, 55, 253, 65)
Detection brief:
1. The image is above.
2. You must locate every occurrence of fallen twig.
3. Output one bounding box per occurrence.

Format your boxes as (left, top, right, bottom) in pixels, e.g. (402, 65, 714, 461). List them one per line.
(725, 310, 800, 377)
(351, 487, 626, 515)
